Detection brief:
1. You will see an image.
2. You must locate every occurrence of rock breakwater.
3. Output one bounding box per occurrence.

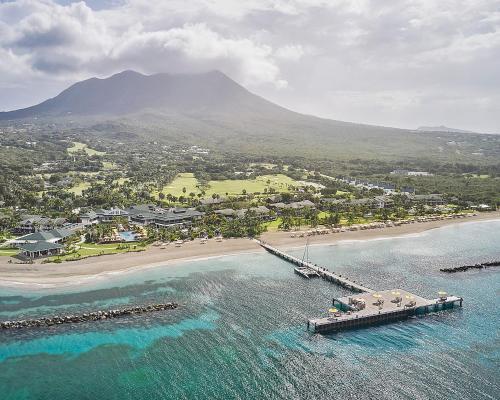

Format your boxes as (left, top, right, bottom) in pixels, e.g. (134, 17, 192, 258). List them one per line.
(440, 261, 500, 273)
(1, 302, 178, 330)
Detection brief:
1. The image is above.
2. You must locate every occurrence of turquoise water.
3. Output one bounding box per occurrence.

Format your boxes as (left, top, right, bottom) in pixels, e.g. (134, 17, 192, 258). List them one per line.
(118, 231, 138, 242)
(1, 220, 499, 399)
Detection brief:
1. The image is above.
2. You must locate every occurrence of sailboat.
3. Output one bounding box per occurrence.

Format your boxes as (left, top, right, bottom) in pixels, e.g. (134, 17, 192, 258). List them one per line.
(294, 238, 319, 278)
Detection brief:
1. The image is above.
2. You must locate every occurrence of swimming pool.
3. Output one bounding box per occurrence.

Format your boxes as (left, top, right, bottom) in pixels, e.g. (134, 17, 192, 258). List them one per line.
(118, 231, 137, 242)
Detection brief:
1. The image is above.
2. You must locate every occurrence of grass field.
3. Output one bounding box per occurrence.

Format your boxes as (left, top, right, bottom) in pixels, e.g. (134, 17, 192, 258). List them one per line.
(67, 181, 91, 195)
(67, 142, 106, 156)
(159, 173, 301, 198)
(48, 243, 143, 262)
(0, 248, 19, 257)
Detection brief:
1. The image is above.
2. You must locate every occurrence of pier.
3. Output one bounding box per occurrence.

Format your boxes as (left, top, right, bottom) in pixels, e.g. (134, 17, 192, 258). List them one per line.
(309, 290, 462, 333)
(259, 241, 463, 334)
(259, 241, 373, 293)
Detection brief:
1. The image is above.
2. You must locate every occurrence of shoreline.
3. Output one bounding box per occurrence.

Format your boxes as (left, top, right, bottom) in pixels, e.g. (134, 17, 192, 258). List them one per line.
(0, 211, 498, 291)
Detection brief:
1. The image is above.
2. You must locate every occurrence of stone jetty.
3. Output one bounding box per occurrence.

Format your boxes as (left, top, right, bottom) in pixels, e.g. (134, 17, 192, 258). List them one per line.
(440, 260, 500, 273)
(0, 302, 178, 330)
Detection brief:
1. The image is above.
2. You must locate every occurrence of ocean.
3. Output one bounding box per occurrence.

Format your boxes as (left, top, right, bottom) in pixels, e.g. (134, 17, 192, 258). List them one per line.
(1, 220, 499, 399)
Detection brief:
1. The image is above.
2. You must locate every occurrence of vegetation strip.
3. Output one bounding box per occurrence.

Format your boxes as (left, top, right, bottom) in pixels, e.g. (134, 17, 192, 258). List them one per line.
(440, 261, 500, 273)
(0, 302, 178, 330)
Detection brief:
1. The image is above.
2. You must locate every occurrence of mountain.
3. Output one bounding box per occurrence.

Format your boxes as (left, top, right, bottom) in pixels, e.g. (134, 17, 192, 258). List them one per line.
(0, 70, 291, 119)
(417, 125, 476, 134)
(1, 70, 496, 161)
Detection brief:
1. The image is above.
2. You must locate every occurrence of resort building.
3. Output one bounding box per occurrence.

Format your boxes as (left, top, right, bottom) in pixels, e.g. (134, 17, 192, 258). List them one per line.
(80, 207, 129, 225)
(235, 206, 273, 220)
(14, 215, 67, 234)
(269, 200, 316, 211)
(18, 241, 64, 259)
(125, 205, 204, 228)
(412, 194, 445, 206)
(11, 228, 75, 245)
(214, 209, 237, 218)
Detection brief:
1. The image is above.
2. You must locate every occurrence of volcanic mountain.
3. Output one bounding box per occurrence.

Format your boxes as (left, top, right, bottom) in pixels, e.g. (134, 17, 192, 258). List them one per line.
(0, 70, 291, 119)
(0, 70, 491, 161)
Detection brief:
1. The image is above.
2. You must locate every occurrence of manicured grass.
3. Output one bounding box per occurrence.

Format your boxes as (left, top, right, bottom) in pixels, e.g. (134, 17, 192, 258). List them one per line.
(48, 243, 144, 262)
(159, 173, 200, 197)
(158, 173, 301, 198)
(262, 218, 282, 231)
(67, 142, 106, 156)
(67, 182, 91, 195)
(207, 174, 296, 196)
(0, 248, 19, 257)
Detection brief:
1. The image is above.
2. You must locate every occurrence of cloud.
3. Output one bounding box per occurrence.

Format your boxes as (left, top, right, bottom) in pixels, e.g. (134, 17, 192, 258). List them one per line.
(275, 44, 304, 61)
(109, 23, 284, 87)
(0, 1, 287, 87)
(0, 0, 499, 132)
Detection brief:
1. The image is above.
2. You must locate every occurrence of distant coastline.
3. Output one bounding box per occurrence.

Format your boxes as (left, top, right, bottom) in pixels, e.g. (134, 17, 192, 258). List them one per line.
(0, 211, 498, 291)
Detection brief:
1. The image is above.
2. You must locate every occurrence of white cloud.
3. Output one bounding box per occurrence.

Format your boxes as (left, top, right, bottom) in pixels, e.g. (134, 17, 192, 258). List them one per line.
(0, 0, 499, 132)
(275, 44, 304, 61)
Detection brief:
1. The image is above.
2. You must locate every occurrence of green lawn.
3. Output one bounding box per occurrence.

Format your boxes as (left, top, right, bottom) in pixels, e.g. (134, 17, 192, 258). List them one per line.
(262, 218, 282, 231)
(67, 181, 91, 195)
(159, 173, 199, 197)
(158, 173, 301, 198)
(0, 248, 19, 257)
(48, 243, 144, 262)
(67, 142, 106, 156)
(207, 174, 296, 195)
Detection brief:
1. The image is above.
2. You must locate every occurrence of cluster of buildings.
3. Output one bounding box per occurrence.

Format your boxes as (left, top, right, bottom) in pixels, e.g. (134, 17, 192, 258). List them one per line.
(80, 205, 204, 228)
(8, 228, 76, 259)
(14, 215, 68, 234)
(390, 170, 433, 176)
(322, 193, 445, 211)
(335, 176, 415, 195)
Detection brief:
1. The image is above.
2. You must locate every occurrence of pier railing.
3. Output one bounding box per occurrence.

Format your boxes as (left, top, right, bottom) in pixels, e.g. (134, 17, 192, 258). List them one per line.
(258, 241, 373, 293)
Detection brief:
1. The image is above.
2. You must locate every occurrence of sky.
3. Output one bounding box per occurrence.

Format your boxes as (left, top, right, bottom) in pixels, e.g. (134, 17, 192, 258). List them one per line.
(0, 0, 499, 133)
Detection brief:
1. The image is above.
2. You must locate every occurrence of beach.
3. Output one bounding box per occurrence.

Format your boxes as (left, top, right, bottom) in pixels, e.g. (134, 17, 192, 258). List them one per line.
(1, 211, 498, 289)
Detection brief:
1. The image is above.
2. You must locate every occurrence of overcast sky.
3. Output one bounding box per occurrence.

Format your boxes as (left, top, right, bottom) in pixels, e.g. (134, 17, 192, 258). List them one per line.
(1, 0, 499, 132)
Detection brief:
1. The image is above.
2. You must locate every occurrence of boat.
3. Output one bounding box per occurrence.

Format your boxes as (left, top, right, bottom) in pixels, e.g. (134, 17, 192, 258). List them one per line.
(293, 239, 319, 278)
(294, 266, 319, 279)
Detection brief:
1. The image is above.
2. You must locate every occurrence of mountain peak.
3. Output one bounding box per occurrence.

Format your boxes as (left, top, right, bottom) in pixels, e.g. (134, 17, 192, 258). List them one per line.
(0, 69, 278, 119)
(108, 70, 145, 79)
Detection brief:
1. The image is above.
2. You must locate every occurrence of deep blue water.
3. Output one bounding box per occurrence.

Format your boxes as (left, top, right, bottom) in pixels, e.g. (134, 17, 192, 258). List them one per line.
(0, 220, 499, 399)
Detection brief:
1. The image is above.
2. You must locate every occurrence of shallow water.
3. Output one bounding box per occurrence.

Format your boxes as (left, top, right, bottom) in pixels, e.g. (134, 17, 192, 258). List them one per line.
(1, 220, 499, 399)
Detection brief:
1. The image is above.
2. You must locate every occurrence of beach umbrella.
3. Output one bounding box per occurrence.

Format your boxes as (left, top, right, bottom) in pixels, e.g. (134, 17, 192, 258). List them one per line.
(391, 291, 401, 296)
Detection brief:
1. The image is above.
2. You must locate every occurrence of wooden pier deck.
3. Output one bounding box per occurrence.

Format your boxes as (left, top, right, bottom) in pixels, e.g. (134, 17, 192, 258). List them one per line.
(259, 240, 463, 334)
(259, 241, 373, 293)
(309, 290, 463, 333)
